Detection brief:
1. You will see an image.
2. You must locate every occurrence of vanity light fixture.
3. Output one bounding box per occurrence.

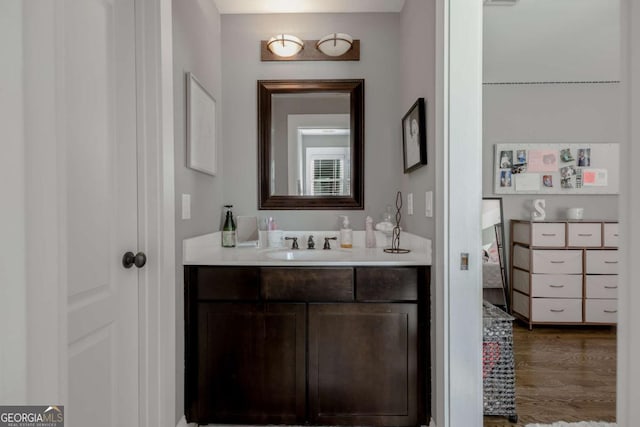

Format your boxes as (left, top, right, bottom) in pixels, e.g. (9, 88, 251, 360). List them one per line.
(266, 34, 304, 57)
(316, 33, 354, 57)
(261, 34, 360, 62)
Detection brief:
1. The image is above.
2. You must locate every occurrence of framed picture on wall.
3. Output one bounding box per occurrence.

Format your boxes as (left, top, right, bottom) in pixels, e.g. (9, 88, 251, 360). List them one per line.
(186, 72, 217, 176)
(402, 98, 427, 173)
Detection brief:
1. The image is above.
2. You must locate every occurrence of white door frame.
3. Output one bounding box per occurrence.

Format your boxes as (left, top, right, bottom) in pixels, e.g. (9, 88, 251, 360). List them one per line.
(434, 0, 484, 426)
(618, 0, 640, 423)
(24, 0, 177, 425)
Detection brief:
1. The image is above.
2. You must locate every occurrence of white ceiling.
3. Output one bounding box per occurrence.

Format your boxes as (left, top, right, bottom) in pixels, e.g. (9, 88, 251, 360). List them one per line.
(212, 0, 406, 14)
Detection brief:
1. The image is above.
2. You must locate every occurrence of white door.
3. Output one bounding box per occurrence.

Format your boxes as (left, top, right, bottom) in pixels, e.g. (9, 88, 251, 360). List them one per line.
(61, 0, 139, 425)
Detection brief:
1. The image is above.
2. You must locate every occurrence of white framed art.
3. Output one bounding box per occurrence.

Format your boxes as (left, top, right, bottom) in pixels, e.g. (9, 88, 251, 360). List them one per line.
(186, 72, 217, 176)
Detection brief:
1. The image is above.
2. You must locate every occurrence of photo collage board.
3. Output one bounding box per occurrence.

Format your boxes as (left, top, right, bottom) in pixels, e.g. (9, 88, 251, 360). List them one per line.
(494, 143, 619, 195)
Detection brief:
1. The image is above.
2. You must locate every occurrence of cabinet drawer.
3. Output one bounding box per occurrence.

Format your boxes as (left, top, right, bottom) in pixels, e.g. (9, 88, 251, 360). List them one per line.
(512, 291, 530, 319)
(531, 250, 582, 274)
(603, 223, 619, 247)
(512, 268, 530, 295)
(531, 298, 582, 323)
(261, 268, 353, 301)
(567, 223, 602, 247)
(194, 267, 259, 300)
(585, 299, 617, 324)
(586, 250, 619, 275)
(512, 245, 530, 271)
(586, 275, 618, 299)
(513, 222, 565, 247)
(531, 274, 582, 298)
(356, 267, 418, 301)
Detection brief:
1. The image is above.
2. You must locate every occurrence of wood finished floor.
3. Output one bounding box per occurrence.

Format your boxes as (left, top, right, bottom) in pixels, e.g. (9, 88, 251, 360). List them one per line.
(484, 322, 616, 427)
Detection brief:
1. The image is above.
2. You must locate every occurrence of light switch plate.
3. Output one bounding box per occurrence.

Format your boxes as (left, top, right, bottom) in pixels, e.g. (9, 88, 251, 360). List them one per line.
(407, 193, 414, 215)
(182, 194, 191, 220)
(425, 191, 433, 217)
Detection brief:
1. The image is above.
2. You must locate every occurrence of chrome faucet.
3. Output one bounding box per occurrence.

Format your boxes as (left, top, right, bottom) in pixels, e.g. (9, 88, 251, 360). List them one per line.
(323, 236, 337, 250)
(284, 236, 299, 249)
(307, 235, 315, 249)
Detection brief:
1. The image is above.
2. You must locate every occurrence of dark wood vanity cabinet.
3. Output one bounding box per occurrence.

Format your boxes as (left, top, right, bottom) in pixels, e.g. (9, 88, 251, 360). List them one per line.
(184, 265, 430, 426)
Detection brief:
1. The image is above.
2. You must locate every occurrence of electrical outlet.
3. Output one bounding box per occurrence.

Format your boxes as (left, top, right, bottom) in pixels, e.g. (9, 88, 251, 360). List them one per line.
(407, 193, 414, 215)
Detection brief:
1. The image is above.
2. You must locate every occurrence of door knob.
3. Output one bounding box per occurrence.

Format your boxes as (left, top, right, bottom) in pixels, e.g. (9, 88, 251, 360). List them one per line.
(122, 251, 147, 269)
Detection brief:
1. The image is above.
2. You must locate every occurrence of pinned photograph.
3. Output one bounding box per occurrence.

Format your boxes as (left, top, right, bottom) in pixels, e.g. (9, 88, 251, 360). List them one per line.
(499, 150, 513, 168)
(511, 163, 527, 174)
(560, 148, 574, 163)
(560, 165, 576, 188)
(516, 150, 527, 164)
(577, 148, 591, 167)
(528, 149, 557, 172)
(542, 175, 553, 188)
(500, 170, 512, 187)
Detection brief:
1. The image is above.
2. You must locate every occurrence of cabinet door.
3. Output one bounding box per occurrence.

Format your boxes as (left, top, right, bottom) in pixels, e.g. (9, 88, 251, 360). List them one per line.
(192, 303, 306, 424)
(308, 303, 420, 426)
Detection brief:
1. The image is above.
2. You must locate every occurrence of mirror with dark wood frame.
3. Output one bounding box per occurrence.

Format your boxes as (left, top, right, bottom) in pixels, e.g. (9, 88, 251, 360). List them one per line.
(482, 197, 509, 311)
(257, 79, 364, 210)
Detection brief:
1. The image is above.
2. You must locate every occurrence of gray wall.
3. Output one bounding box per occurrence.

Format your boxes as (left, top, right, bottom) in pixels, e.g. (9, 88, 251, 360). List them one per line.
(221, 13, 402, 231)
(482, 0, 622, 299)
(483, 0, 622, 235)
(172, 0, 222, 421)
(399, 0, 437, 238)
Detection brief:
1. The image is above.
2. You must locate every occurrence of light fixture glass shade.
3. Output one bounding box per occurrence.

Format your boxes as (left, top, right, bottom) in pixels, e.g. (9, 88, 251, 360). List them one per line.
(316, 33, 353, 57)
(267, 34, 304, 57)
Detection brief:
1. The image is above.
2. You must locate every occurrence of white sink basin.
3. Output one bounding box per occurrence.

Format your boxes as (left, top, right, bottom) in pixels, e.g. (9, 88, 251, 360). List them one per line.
(265, 249, 349, 261)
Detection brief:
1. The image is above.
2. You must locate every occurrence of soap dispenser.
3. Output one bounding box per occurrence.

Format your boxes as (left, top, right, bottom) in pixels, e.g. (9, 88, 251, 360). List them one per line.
(340, 215, 353, 248)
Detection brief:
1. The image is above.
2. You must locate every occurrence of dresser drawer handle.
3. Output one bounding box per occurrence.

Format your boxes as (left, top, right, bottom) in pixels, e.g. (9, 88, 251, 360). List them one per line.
(604, 285, 618, 289)
(578, 233, 593, 237)
(613, 234, 619, 237)
(604, 261, 618, 264)
(550, 309, 565, 313)
(549, 284, 565, 288)
(550, 261, 565, 264)
(604, 309, 617, 314)
(541, 233, 557, 237)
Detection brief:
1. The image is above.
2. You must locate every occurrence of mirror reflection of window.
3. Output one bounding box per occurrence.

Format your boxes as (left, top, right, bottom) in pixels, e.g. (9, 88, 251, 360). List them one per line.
(305, 146, 351, 196)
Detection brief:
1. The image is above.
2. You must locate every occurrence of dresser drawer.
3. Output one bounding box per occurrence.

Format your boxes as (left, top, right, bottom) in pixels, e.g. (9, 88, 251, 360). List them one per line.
(513, 222, 565, 247)
(261, 268, 354, 301)
(603, 223, 619, 247)
(512, 245, 531, 271)
(355, 267, 418, 301)
(586, 275, 618, 299)
(586, 250, 619, 275)
(585, 299, 617, 324)
(531, 274, 582, 298)
(531, 298, 582, 323)
(512, 268, 530, 295)
(567, 223, 602, 247)
(531, 250, 583, 274)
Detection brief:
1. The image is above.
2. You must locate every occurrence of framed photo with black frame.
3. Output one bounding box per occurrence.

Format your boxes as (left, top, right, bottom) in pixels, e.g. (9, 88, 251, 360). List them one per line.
(402, 97, 427, 173)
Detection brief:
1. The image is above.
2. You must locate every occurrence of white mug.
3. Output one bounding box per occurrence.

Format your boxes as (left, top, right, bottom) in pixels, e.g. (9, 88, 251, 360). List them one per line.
(566, 207, 584, 220)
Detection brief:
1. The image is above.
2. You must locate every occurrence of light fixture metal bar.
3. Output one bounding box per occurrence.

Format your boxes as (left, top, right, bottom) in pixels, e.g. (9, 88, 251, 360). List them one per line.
(260, 39, 360, 62)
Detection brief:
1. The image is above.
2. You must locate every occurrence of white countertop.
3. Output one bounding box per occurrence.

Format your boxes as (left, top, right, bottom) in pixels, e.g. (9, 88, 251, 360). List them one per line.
(183, 231, 432, 266)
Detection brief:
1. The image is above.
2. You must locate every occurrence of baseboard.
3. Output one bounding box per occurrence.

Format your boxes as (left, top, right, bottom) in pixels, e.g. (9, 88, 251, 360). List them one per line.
(176, 415, 196, 427)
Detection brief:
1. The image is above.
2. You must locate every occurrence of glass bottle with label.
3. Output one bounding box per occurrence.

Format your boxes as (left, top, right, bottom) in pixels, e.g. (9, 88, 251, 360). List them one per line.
(222, 205, 236, 248)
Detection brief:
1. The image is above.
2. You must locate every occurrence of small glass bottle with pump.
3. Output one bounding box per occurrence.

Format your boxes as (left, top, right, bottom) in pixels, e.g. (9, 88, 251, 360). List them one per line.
(222, 205, 236, 248)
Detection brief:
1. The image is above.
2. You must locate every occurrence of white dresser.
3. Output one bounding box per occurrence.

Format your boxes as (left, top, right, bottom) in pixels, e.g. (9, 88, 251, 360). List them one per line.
(510, 220, 618, 329)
